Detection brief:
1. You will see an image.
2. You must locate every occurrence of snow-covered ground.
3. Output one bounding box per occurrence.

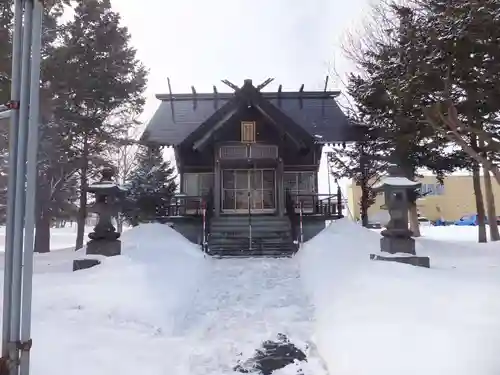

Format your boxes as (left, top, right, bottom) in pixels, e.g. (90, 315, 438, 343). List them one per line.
(170, 258, 326, 375)
(0, 225, 96, 252)
(300, 220, 500, 375)
(0, 221, 499, 375)
(22, 224, 208, 374)
(20, 224, 326, 375)
(419, 224, 498, 243)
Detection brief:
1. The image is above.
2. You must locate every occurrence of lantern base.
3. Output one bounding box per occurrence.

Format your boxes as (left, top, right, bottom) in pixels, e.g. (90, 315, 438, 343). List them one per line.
(73, 258, 101, 271)
(380, 236, 416, 255)
(86, 239, 121, 257)
(370, 253, 430, 268)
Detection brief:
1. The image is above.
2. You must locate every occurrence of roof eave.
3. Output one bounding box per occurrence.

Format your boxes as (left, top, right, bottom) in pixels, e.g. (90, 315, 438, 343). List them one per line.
(156, 90, 341, 102)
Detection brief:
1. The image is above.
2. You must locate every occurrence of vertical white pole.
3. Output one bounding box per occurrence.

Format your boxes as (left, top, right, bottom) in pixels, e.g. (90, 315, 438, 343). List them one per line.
(2, 0, 24, 363)
(248, 189, 252, 251)
(19, 1, 43, 374)
(202, 201, 206, 252)
(10, 2, 34, 373)
(299, 201, 304, 248)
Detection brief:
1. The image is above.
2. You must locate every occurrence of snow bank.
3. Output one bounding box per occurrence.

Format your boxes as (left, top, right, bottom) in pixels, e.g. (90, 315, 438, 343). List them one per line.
(419, 224, 493, 242)
(27, 223, 208, 375)
(298, 219, 500, 375)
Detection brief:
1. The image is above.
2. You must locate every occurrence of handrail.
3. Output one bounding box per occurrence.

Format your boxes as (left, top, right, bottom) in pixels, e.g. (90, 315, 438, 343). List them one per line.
(291, 193, 345, 217)
(202, 189, 213, 252)
(202, 201, 207, 252)
(299, 201, 304, 248)
(248, 191, 252, 251)
(285, 189, 299, 250)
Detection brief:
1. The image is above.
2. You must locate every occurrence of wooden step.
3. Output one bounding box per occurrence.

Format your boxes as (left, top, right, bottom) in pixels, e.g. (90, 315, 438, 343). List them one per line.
(207, 247, 296, 258)
(207, 215, 296, 257)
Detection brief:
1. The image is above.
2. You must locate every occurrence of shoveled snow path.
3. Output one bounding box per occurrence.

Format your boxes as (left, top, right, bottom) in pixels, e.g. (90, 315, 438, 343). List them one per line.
(172, 257, 328, 375)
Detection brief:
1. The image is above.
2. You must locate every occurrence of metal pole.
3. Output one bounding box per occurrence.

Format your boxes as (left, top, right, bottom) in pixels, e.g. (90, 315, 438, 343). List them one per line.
(327, 156, 331, 196)
(299, 202, 303, 247)
(10, 1, 34, 374)
(248, 190, 252, 251)
(2, 0, 24, 362)
(202, 201, 206, 252)
(19, 1, 43, 374)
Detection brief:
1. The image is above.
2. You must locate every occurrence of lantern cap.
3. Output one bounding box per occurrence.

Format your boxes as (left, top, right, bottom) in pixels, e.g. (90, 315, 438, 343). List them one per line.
(88, 167, 127, 194)
(373, 176, 421, 190)
(373, 165, 421, 190)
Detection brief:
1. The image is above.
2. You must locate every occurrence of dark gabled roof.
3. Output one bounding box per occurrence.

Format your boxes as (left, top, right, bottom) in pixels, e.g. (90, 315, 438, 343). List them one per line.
(140, 80, 361, 146)
(268, 97, 354, 142)
(141, 97, 232, 146)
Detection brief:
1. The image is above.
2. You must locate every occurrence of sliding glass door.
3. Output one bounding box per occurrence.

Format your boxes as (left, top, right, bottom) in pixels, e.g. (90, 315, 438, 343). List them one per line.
(222, 169, 275, 213)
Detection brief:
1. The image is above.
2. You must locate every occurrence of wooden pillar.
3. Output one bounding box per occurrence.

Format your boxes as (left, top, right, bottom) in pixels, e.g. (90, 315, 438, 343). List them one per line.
(179, 172, 184, 193)
(277, 158, 284, 216)
(214, 159, 221, 216)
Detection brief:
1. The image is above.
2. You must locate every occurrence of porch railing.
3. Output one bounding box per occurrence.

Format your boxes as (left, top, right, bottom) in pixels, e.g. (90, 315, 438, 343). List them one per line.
(219, 144, 278, 160)
(164, 195, 205, 216)
(249, 144, 278, 159)
(290, 193, 345, 218)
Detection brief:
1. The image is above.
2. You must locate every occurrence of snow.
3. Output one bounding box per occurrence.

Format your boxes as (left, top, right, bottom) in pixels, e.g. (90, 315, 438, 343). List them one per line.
(373, 176, 421, 188)
(299, 219, 500, 375)
(88, 182, 128, 191)
(0, 223, 325, 375)
(20, 223, 208, 374)
(171, 258, 327, 375)
(0, 109, 10, 120)
(373, 224, 498, 243)
(1, 220, 499, 375)
(0, 225, 96, 252)
(419, 224, 497, 243)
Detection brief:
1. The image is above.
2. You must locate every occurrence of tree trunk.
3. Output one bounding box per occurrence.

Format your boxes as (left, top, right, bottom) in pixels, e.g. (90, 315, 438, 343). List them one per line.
(409, 201, 421, 237)
(472, 163, 488, 243)
(480, 131, 499, 241)
(483, 166, 499, 241)
(466, 104, 487, 243)
(34, 210, 51, 253)
(75, 134, 89, 250)
(360, 180, 369, 227)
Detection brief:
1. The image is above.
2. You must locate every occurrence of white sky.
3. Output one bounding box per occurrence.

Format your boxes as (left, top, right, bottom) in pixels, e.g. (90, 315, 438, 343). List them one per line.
(112, 0, 373, 194)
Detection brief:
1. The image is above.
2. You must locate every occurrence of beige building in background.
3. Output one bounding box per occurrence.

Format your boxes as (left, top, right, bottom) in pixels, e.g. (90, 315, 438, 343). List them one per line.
(347, 174, 500, 222)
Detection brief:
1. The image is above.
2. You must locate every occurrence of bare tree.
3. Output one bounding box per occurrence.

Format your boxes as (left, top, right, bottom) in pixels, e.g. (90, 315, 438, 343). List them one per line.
(426, 102, 500, 185)
(105, 120, 142, 232)
(340, 1, 427, 236)
(426, 101, 500, 242)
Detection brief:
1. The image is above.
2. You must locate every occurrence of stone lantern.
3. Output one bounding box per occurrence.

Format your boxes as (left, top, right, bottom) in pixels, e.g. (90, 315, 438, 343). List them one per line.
(369, 165, 430, 268)
(73, 167, 127, 271)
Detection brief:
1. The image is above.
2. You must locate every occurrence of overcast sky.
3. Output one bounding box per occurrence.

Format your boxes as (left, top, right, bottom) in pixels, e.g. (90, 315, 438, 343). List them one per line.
(112, 0, 372, 197)
(113, 0, 371, 119)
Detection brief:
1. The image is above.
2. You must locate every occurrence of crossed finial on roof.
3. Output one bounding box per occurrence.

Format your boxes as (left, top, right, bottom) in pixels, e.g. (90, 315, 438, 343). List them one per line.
(220, 78, 275, 92)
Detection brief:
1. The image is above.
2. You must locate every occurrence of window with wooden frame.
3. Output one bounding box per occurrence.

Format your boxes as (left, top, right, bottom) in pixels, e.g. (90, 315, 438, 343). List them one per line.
(241, 121, 256, 143)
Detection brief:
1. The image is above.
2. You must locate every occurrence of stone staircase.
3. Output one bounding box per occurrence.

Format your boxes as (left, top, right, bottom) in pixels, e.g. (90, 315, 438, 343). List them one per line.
(207, 215, 297, 257)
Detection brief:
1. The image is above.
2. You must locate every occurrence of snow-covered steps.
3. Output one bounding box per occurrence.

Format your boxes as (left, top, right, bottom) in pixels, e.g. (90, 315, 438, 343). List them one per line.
(209, 249, 295, 258)
(172, 258, 328, 375)
(207, 215, 297, 257)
